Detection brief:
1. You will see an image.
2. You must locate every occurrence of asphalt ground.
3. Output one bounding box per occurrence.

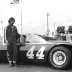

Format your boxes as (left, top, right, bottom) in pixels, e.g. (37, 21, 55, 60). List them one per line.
(0, 63, 72, 72)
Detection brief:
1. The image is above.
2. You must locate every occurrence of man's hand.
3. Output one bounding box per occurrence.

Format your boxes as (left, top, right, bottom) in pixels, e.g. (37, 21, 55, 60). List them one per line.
(4, 39, 9, 45)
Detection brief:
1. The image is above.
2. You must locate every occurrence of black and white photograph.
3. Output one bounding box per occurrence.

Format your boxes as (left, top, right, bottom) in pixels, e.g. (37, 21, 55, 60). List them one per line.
(0, 0, 72, 72)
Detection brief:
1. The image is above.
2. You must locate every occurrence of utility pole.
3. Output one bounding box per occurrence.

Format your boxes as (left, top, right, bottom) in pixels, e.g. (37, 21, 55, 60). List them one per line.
(54, 22, 55, 35)
(11, 0, 22, 34)
(0, 20, 3, 33)
(20, 0, 22, 34)
(47, 13, 50, 36)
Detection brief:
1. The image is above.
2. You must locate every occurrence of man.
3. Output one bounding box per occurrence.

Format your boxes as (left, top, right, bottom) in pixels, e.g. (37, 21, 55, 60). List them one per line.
(4, 17, 20, 67)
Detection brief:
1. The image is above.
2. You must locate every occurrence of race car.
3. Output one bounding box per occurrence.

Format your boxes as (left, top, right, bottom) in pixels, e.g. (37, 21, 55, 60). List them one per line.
(0, 34, 72, 69)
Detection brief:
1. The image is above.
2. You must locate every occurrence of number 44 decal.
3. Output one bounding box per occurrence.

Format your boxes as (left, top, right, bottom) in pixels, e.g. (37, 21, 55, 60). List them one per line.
(26, 46, 45, 59)
(26, 46, 35, 59)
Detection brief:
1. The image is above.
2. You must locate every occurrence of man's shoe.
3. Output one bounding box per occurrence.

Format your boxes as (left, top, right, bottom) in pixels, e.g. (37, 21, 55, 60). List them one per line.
(13, 63, 19, 67)
(9, 62, 13, 67)
(13, 61, 19, 67)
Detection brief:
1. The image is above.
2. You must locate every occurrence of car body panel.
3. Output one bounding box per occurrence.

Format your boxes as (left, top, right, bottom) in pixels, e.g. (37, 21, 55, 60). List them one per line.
(0, 35, 72, 63)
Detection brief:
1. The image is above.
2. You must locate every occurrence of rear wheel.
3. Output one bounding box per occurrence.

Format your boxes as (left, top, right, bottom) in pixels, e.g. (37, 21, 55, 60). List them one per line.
(49, 46, 71, 69)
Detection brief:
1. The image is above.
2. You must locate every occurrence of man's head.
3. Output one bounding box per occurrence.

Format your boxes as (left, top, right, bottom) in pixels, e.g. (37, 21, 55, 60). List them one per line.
(8, 17, 15, 25)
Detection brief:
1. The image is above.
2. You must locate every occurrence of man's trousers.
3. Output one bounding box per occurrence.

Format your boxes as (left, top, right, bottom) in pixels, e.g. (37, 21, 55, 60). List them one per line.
(7, 42, 18, 62)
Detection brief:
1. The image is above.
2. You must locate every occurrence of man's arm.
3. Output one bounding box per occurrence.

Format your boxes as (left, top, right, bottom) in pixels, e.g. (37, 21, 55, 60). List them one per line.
(15, 26, 20, 40)
(4, 27, 8, 44)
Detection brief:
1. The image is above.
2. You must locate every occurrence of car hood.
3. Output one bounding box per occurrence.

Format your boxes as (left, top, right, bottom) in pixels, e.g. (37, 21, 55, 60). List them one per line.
(26, 34, 47, 43)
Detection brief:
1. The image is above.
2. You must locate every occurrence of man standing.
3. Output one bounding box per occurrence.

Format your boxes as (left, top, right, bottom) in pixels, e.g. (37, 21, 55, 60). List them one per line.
(4, 17, 19, 67)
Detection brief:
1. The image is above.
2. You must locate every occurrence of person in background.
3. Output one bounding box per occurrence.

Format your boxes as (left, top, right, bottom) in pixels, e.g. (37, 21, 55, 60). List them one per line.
(4, 17, 20, 67)
(66, 31, 71, 42)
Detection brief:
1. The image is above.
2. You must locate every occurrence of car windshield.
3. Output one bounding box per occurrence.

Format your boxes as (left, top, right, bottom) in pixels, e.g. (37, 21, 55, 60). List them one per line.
(26, 34, 47, 43)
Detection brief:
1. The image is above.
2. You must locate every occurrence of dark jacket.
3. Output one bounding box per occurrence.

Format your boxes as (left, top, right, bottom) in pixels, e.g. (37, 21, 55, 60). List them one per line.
(4, 25, 20, 43)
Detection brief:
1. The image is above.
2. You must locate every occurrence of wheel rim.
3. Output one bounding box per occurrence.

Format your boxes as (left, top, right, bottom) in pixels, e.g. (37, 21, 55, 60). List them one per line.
(53, 51, 66, 65)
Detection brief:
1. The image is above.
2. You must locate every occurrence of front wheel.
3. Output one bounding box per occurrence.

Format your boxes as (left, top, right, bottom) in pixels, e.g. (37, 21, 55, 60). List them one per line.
(49, 46, 72, 69)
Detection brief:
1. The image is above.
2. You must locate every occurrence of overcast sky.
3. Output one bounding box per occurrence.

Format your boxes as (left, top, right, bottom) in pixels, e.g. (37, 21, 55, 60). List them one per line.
(0, 0, 72, 35)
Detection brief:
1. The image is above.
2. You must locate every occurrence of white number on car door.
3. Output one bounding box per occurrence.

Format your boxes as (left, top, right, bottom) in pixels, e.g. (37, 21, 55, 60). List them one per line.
(36, 46, 45, 59)
(26, 46, 35, 59)
(26, 46, 45, 59)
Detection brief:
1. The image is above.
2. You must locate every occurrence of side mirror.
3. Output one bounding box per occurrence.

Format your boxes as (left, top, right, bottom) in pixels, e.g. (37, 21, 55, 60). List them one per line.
(20, 35, 26, 44)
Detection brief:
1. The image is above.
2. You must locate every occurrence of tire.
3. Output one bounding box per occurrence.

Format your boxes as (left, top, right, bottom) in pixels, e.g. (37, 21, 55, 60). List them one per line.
(49, 46, 71, 69)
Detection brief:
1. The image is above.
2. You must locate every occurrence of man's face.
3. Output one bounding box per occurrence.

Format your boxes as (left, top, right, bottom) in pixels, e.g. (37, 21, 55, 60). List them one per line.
(9, 20, 15, 25)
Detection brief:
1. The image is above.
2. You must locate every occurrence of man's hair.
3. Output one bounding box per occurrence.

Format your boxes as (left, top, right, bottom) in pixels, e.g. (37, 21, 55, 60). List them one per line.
(8, 17, 15, 23)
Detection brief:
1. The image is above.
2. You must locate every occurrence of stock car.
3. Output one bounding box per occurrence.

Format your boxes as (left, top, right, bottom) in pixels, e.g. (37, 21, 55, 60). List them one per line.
(0, 34, 72, 69)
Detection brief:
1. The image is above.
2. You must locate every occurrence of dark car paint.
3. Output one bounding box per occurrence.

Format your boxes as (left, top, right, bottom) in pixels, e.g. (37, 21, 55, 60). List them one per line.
(0, 37, 72, 64)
